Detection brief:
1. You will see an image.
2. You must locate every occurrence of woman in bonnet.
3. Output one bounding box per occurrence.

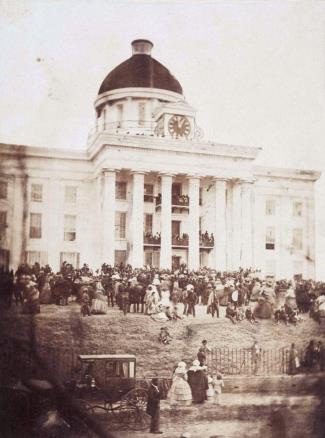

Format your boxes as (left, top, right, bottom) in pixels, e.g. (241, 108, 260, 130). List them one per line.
(168, 361, 192, 406)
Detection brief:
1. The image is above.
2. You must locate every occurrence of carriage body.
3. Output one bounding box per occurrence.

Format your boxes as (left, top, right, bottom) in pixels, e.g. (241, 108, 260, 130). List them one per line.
(75, 354, 149, 430)
(77, 354, 137, 401)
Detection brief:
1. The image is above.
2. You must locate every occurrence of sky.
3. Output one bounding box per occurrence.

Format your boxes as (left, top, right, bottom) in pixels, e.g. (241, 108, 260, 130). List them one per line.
(0, 0, 325, 277)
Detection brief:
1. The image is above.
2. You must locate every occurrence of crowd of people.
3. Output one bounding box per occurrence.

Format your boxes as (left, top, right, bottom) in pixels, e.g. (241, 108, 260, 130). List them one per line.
(0, 262, 325, 326)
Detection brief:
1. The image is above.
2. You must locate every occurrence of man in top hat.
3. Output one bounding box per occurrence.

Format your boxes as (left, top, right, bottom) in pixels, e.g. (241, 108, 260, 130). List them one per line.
(146, 378, 163, 434)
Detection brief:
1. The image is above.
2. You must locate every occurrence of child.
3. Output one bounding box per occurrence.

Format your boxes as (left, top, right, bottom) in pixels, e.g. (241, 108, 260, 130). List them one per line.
(158, 327, 172, 345)
(206, 375, 215, 402)
(212, 373, 224, 405)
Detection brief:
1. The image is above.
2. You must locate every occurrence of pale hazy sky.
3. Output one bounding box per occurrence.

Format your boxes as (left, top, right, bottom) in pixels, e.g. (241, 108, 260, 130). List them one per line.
(0, 0, 325, 277)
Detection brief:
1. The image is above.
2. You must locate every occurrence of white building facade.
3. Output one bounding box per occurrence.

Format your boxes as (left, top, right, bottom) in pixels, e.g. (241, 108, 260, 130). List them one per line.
(0, 40, 320, 278)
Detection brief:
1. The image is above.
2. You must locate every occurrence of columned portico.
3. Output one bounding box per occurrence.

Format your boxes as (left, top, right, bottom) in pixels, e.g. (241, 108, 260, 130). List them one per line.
(214, 178, 227, 271)
(130, 171, 145, 267)
(231, 180, 242, 269)
(188, 176, 200, 271)
(241, 181, 253, 268)
(102, 169, 116, 265)
(11, 175, 26, 269)
(160, 174, 173, 269)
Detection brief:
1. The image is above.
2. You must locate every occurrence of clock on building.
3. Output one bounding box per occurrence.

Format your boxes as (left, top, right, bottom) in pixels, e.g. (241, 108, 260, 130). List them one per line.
(168, 115, 191, 137)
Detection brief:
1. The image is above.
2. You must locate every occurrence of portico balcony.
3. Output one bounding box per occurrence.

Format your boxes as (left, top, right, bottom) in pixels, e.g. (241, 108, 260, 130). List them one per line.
(172, 234, 189, 248)
(144, 233, 161, 247)
(199, 231, 214, 250)
(155, 193, 190, 213)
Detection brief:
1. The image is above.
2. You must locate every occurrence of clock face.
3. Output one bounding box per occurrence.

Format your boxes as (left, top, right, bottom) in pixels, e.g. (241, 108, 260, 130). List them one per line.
(168, 115, 191, 137)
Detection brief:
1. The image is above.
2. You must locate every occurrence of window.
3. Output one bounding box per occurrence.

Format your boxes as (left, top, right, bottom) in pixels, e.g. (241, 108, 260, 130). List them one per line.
(31, 184, 43, 202)
(117, 103, 123, 122)
(265, 226, 275, 250)
(265, 200, 275, 216)
(172, 220, 181, 237)
(0, 211, 7, 239)
(115, 212, 126, 238)
(30, 213, 42, 238)
(115, 250, 127, 266)
(64, 186, 77, 203)
(199, 187, 203, 206)
(145, 252, 153, 266)
(172, 183, 182, 196)
(0, 181, 8, 199)
(0, 211, 7, 227)
(25, 251, 48, 266)
(60, 252, 80, 268)
(144, 214, 153, 234)
(138, 102, 146, 127)
(144, 184, 154, 202)
(292, 228, 303, 250)
(293, 201, 303, 217)
(0, 249, 9, 269)
(116, 182, 127, 200)
(64, 215, 76, 241)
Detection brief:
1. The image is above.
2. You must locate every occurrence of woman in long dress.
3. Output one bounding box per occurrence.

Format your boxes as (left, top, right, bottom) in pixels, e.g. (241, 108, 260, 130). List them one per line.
(168, 362, 192, 406)
(187, 360, 208, 403)
(39, 274, 52, 304)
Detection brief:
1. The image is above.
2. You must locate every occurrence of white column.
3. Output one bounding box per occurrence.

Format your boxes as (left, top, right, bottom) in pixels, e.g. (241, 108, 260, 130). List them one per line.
(232, 181, 242, 270)
(214, 178, 227, 271)
(188, 176, 200, 271)
(47, 178, 61, 271)
(241, 181, 253, 268)
(10, 175, 26, 269)
(160, 174, 173, 269)
(279, 195, 292, 278)
(102, 169, 116, 265)
(130, 172, 145, 268)
(306, 197, 316, 279)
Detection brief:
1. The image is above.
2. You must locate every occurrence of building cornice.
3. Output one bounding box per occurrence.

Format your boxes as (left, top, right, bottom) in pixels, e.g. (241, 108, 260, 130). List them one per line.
(0, 143, 88, 161)
(253, 165, 321, 182)
(87, 132, 261, 162)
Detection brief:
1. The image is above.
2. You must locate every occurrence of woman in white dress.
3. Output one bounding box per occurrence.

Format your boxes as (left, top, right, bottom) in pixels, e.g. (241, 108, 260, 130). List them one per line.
(168, 362, 192, 406)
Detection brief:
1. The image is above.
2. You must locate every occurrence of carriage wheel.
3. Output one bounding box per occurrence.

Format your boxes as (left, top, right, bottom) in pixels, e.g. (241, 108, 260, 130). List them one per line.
(122, 388, 148, 409)
(122, 388, 149, 430)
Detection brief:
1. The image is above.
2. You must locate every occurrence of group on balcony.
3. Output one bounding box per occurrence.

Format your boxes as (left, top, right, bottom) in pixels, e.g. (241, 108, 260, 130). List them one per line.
(144, 232, 161, 245)
(155, 193, 190, 206)
(200, 231, 214, 248)
(172, 233, 189, 246)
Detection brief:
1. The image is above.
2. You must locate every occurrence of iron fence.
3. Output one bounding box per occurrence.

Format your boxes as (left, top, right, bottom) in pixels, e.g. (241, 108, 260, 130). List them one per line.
(0, 341, 304, 385)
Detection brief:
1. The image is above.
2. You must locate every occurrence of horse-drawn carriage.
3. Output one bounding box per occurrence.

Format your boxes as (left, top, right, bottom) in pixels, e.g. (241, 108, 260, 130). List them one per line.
(71, 354, 150, 430)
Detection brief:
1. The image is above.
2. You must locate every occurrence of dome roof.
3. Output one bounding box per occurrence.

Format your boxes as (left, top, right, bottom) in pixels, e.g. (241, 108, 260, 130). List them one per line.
(98, 40, 183, 95)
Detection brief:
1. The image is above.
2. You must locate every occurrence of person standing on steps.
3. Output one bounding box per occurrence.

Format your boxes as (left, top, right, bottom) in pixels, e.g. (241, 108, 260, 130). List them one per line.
(146, 378, 163, 434)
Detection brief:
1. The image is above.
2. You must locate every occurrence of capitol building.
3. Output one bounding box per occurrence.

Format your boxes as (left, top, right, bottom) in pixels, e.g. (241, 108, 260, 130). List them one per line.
(0, 40, 320, 278)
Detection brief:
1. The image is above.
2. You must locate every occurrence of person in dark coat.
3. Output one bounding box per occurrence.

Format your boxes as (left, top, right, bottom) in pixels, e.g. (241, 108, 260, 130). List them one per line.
(187, 360, 208, 403)
(146, 378, 163, 434)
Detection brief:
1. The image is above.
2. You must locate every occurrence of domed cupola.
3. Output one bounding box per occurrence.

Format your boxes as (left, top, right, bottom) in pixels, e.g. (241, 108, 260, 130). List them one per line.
(89, 40, 199, 143)
(98, 40, 183, 95)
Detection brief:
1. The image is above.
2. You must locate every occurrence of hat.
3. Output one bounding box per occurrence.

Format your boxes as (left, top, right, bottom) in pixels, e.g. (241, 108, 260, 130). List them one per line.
(180, 433, 191, 438)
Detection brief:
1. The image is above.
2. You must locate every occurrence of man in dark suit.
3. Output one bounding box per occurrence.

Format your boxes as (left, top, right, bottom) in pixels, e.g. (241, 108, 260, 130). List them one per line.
(146, 378, 163, 434)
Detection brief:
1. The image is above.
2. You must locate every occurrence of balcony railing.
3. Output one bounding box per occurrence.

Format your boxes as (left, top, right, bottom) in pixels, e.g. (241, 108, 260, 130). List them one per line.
(88, 120, 157, 142)
(199, 232, 214, 248)
(155, 194, 190, 211)
(144, 194, 154, 203)
(144, 233, 161, 245)
(143, 232, 214, 249)
(172, 234, 189, 247)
